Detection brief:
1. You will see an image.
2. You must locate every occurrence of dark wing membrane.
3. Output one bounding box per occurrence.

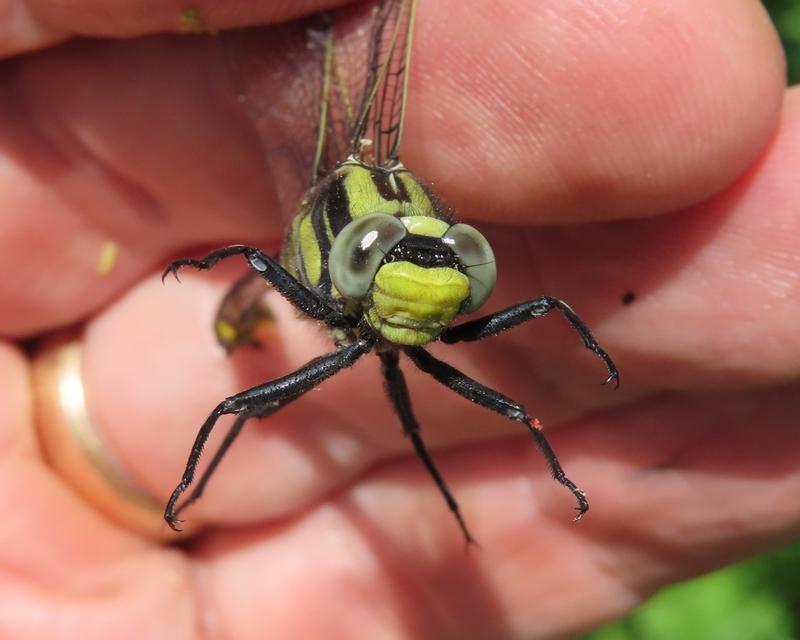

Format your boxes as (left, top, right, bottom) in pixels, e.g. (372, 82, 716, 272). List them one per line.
(221, 18, 329, 220)
(211, 22, 327, 351)
(220, 6, 377, 221)
(350, 0, 417, 166)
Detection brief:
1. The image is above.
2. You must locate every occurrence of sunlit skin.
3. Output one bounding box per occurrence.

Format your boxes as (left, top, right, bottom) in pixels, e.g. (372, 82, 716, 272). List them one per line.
(1, 1, 798, 638)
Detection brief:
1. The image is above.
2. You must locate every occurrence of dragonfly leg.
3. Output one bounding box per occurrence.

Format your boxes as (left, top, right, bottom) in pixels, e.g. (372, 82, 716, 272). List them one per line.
(440, 296, 619, 388)
(405, 347, 589, 520)
(164, 338, 373, 530)
(172, 412, 247, 520)
(379, 350, 478, 546)
(162, 245, 349, 329)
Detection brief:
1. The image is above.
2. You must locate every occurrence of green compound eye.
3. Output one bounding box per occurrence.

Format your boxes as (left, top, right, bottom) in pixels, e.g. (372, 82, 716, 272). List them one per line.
(442, 223, 496, 313)
(329, 213, 407, 301)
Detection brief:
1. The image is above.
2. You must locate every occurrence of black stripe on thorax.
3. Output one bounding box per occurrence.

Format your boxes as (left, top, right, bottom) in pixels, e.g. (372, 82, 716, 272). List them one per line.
(326, 174, 352, 236)
(313, 179, 349, 297)
(370, 169, 411, 203)
(311, 190, 331, 257)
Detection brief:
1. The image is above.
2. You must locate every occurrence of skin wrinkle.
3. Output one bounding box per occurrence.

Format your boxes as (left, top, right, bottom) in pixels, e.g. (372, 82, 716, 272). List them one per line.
(0, 344, 34, 457)
(7, 53, 168, 263)
(0, 1, 63, 54)
(17, 37, 280, 243)
(185, 556, 214, 640)
(27, 98, 168, 226)
(243, 403, 379, 518)
(531, 524, 642, 637)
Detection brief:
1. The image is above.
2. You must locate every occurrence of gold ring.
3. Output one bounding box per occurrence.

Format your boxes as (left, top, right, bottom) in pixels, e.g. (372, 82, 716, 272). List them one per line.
(31, 331, 191, 541)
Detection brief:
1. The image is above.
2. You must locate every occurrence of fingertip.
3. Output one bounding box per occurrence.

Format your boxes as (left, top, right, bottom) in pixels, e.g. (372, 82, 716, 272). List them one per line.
(407, 0, 787, 223)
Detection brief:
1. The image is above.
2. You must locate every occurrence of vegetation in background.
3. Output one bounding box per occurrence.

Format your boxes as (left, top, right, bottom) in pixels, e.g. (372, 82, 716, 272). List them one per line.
(581, 544, 800, 640)
(582, 3, 798, 638)
(764, 0, 800, 83)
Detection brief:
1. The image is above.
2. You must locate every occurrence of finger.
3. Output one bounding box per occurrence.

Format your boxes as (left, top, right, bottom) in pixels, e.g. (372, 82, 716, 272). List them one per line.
(188, 384, 800, 639)
(0, 35, 281, 335)
(0, 343, 35, 455)
(409, 0, 785, 222)
(488, 87, 800, 392)
(0, 341, 196, 638)
(0, 0, 348, 57)
(0, 0, 785, 335)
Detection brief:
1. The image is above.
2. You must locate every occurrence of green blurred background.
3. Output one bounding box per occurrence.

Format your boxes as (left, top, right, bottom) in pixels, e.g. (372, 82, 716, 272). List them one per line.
(767, 0, 800, 84)
(581, 2, 799, 638)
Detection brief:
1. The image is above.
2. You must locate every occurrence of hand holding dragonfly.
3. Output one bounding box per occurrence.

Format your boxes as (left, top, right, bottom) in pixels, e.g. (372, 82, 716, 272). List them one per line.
(0, 1, 796, 638)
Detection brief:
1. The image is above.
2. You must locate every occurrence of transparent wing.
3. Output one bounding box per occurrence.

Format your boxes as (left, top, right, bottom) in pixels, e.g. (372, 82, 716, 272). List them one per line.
(220, 1, 415, 214)
(350, 0, 417, 166)
(309, 9, 367, 184)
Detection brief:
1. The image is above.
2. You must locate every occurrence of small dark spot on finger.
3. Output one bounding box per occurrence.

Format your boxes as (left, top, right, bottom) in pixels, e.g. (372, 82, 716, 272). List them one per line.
(621, 291, 636, 305)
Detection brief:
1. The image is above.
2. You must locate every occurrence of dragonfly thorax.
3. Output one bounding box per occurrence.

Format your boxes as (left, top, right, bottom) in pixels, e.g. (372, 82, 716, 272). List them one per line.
(281, 162, 444, 290)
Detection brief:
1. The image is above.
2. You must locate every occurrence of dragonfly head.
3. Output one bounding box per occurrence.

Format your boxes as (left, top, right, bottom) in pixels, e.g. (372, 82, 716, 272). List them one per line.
(329, 214, 496, 345)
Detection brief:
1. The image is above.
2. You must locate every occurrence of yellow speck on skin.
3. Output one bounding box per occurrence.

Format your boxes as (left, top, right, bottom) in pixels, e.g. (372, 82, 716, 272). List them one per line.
(96, 241, 119, 276)
(179, 8, 216, 34)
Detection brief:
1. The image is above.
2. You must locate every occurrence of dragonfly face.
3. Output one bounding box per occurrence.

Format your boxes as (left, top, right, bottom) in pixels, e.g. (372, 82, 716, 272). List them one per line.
(324, 174, 498, 345)
(163, 0, 619, 544)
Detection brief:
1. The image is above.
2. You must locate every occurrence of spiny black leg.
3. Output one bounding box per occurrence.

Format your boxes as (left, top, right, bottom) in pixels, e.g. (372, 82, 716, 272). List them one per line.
(379, 350, 478, 546)
(440, 296, 619, 388)
(173, 412, 248, 518)
(405, 347, 589, 520)
(165, 338, 373, 530)
(175, 397, 284, 517)
(162, 245, 348, 329)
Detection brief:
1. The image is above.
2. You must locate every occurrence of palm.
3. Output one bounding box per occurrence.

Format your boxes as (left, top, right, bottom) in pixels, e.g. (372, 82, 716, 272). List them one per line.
(1, 1, 797, 638)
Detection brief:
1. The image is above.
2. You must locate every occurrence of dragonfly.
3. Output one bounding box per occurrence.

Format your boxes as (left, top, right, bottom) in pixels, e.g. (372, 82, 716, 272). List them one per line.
(163, 0, 619, 544)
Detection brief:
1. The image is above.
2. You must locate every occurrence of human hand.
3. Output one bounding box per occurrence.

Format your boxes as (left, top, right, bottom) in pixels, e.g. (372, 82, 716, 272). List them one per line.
(1, 1, 797, 638)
